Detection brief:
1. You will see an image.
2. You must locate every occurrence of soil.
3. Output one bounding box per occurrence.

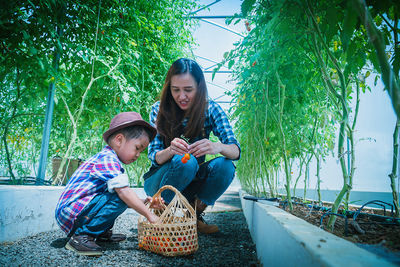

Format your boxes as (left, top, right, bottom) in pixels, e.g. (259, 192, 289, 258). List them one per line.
(278, 200, 400, 253)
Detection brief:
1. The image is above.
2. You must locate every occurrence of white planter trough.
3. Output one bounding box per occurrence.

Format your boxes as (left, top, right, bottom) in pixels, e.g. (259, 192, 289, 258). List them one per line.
(239, 190, 395, 267)
(0, 185, 147, 243)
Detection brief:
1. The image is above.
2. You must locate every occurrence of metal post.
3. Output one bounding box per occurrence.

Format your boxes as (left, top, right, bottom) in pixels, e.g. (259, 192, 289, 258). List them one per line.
(347, 137, 351, 176)
(36, 27, 62, 185)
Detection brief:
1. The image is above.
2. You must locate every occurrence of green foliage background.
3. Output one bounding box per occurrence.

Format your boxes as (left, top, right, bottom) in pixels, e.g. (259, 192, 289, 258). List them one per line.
(0, 0, 198, 185)
(219, 0, 399, 214)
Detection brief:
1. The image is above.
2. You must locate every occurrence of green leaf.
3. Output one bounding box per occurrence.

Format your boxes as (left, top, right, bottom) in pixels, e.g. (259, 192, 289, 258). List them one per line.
(325, 7, 340, 43)
(212, 67, 218, 81)
(341, 2, 357, 52)
(241, 0, 256, 17)
(392, 47, 400, 76)
(369, 51, 381, 72)
(22, 31, 30, 40)
(29, 47, 37, 55)
(228, 59, 235, 69)
(37, 58, 44, 70)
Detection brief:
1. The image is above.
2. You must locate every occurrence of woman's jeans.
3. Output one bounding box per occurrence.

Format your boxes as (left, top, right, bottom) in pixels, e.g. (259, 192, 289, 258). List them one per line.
(144, 155, 236, 206)
(70, 192, 127, 237)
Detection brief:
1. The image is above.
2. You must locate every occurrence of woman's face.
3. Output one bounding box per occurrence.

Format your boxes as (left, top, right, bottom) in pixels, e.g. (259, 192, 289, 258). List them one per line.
(170, 72, 197, 111)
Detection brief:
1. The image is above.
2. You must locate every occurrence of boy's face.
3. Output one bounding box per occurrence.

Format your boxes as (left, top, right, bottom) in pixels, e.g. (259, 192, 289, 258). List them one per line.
(115, 134, 149, 164)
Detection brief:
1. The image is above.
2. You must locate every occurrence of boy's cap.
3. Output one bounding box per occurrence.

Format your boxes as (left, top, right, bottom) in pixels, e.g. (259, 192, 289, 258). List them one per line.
(103, 112, 157, 142)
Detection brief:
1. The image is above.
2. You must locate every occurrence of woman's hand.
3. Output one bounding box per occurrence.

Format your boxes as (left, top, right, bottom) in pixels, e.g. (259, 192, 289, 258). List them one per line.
(169, 137, 189, 156)
(188, 139, 221, 158)
(155, 138, 188, 165)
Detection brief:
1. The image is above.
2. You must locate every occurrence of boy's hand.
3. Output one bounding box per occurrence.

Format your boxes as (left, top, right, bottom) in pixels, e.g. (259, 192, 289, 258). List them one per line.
(148, 213, 159, 224)
(144, 196, 165, 210)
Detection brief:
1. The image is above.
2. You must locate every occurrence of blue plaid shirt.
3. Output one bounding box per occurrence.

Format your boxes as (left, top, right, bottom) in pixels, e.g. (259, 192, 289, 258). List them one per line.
(55, 146, 124, 234)
(148, 100, 241, 167)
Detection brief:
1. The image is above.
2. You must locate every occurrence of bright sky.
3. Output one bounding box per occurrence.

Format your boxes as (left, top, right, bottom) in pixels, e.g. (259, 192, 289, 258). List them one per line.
(191, 0, 398, 192)
(190, 0, 244, 111)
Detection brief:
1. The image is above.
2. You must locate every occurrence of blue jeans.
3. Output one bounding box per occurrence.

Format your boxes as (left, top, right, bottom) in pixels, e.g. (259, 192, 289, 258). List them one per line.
(70, 192, 127, 237)
(144, 155, 235, 206)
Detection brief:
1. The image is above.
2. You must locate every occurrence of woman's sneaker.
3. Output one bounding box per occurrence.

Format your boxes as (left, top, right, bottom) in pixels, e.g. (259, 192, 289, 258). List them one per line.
(65, 234, 102, 256)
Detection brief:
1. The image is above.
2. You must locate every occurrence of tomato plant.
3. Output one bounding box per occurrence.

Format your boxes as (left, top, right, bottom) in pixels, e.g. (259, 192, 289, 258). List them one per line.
(0, 0, 199, 185)
(216, 0, 398, 219)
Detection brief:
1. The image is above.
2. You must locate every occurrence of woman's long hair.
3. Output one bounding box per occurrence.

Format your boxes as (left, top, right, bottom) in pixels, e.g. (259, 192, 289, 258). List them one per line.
(156, 58, 207, 147)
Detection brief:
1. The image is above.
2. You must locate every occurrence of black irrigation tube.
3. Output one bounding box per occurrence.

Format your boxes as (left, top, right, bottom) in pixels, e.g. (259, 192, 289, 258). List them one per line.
(280, 199, 400, 222)
(281, 200, 332, 212)
(243, 195, 280, 202)
(270, 198, 400, 229)
(352, 200, 394, 221)
(243, 195, 400, 227)
(0, 176, 52, 185)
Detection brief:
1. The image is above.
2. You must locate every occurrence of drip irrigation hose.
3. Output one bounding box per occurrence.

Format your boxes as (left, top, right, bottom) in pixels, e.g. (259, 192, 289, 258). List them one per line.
(353, 200, 394, 221)
(243, 195, 279, 202)
(246, 195, 400, 227)
(281, 200, 332, 212)
(0, 176, 52, 185)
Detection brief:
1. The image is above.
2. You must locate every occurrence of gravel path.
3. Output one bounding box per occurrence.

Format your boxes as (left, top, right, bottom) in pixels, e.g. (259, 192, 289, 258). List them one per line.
(0, 205, 258, 266)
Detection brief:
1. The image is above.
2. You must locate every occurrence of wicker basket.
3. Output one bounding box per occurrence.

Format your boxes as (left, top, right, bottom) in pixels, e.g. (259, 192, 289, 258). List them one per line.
(138, 185, 198, 256)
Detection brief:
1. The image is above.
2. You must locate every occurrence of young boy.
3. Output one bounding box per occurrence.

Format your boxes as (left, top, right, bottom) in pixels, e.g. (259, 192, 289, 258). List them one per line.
(55, 112, 161, 256)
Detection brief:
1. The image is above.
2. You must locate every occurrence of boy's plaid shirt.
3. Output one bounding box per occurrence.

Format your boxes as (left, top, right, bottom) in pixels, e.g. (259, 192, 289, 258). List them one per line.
(55, 146, 124, 234)
(148, 99, 241, 167)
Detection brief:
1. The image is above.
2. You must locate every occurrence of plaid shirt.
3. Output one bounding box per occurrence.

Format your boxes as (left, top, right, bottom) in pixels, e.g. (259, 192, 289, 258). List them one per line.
(55, 146, 124, 234)
(148, 100, 241, 167)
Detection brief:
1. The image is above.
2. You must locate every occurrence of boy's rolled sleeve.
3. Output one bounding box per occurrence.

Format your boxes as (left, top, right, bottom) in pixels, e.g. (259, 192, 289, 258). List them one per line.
(91, 154, 124, 183)
(107, 173, 129, 192)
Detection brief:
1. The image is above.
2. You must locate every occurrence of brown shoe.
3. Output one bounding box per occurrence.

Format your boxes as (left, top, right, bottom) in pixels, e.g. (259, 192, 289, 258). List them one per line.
(197, 213, 219, 234)
(191, 198, 220, 234)
(65, 234, 102, 256)
(97, 229, 126, 243)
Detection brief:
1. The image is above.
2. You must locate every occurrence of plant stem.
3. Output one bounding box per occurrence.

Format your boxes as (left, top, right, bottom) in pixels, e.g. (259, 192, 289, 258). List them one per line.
(389, 119, 400, 217)
(306, 3, 353, 229)
(293, 156, 304, 197)
(316, 153, 321, 205)
(2, 67, 22, 182)
(352, 0, 400, 117)
(275, 70, 293, 210)
(303, 154, 312, 201)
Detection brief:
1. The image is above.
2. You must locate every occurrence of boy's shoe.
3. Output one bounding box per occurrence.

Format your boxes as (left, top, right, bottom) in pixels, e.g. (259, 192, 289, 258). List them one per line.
(97, 229, 126, 243)
(65, 234, 103, 256)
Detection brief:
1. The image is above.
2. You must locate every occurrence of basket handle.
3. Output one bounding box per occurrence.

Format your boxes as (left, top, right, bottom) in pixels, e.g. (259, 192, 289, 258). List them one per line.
(152, 185, 195, 215)
(153, 185, 184, 199)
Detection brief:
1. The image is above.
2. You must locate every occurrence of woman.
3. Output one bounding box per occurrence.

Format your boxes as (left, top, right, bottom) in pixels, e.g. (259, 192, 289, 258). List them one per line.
(143, 58, 240, 234)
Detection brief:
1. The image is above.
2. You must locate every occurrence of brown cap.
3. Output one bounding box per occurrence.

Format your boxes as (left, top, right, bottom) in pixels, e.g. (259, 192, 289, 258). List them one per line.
(103, 112, 157, 143)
